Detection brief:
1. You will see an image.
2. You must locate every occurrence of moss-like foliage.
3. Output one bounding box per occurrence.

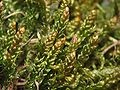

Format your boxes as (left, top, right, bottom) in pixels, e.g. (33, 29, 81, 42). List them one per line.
(0, 0, 120, 90)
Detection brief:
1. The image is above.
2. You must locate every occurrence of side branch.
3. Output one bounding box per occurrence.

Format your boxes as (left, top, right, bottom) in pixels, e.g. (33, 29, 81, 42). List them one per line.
(102, 40, 120, 55)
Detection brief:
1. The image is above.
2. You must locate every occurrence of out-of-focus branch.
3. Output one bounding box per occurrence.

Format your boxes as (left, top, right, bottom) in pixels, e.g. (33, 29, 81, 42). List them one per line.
(4, 11, 25, 19)
(102, 40, 120, 55)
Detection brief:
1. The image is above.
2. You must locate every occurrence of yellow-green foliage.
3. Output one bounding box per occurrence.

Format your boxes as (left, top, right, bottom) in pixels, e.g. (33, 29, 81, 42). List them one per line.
(0, 0, 120, 90)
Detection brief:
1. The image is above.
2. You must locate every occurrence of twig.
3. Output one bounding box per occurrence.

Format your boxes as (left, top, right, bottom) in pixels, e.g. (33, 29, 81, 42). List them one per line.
(20, 34, 35, 48)
(35, 80, 40, 90)
(28, 38, 39, 44)
(4, 11, 25, 19)
(109, 36, 118, 42)
(102, 40, 120, 55)
(17, 65, 29, 72)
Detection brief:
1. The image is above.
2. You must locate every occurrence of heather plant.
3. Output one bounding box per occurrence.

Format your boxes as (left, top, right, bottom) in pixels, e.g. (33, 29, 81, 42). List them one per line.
(0, 0, 120, 90)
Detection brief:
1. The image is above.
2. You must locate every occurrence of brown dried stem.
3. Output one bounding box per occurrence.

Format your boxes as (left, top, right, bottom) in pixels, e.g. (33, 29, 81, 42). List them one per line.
(102, 40, 120, 55)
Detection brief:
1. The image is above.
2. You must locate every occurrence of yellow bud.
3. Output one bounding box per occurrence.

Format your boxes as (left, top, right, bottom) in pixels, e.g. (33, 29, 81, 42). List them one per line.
(19, 27, 25, 34)
(110, 16, 118, 27)
(60, 37, 66, 43)
(11, 21, 16, 30)
(75, 15, 81, 22)
(91, 10, 97, 16)
(52, 31, 58, 37)
(54, 41, 62, 48)
(62, 7, 69, 21)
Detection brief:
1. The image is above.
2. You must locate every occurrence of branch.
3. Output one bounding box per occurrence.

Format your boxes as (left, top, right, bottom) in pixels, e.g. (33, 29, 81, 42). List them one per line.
(102, 40, 120, 55)
(4, 11, 25, 19)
